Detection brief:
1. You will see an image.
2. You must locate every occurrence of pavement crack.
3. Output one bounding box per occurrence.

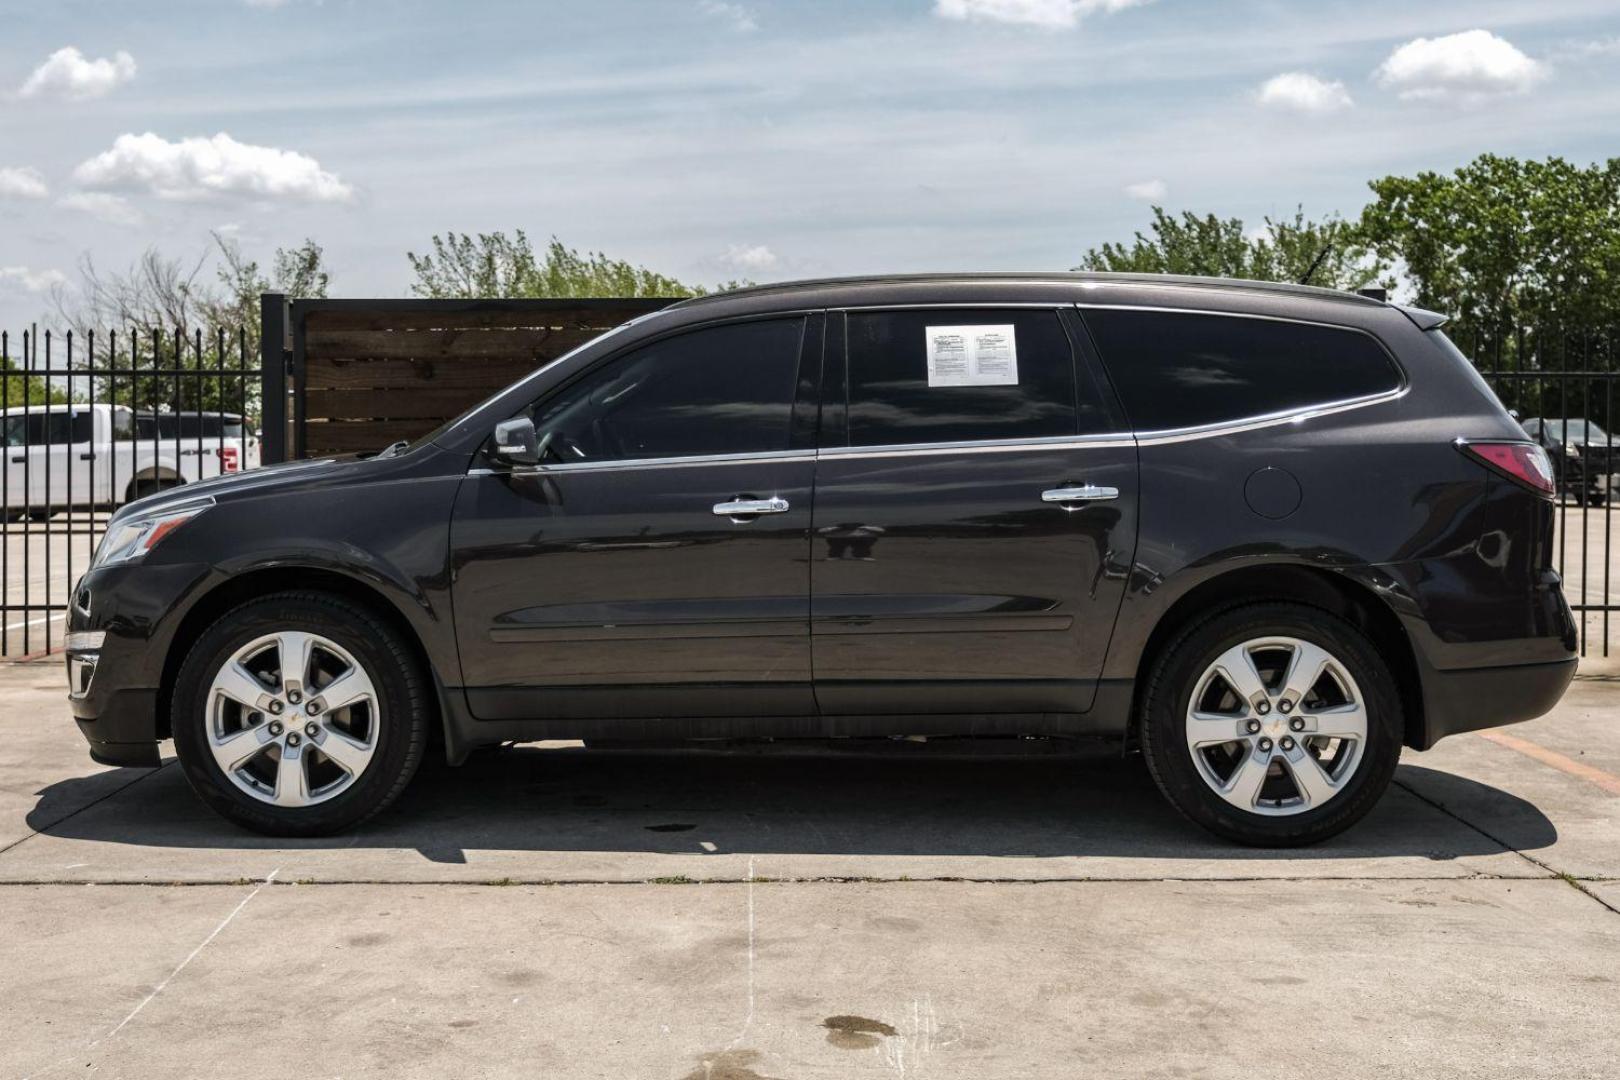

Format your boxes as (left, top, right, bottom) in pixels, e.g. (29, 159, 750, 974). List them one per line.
(18, 866, 280, 1080)
(106, 867, 280, 1038)
(1393, 775, 1618, 916)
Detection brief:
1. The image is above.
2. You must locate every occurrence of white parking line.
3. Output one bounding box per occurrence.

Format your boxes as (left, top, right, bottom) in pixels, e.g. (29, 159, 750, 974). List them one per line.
(3, 612, 64, 634)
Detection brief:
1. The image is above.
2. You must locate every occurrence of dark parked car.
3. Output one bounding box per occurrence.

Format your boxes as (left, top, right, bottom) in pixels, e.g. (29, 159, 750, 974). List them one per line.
(65, 274, 1577, 845)
(1520, 417, 1613, 505)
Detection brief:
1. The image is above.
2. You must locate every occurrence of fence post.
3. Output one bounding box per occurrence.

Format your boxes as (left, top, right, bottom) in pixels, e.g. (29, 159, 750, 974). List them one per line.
(260, 293, 290, 464)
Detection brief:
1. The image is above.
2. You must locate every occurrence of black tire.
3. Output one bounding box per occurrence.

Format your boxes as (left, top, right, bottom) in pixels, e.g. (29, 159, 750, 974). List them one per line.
(126, 477, 179, 502)
(1139, 602, 1403, 847)
(171, 591, 429, 836)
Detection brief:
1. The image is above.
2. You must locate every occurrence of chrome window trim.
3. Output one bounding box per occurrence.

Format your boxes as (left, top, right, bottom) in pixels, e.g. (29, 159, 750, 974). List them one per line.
(819, 433, 1134, 459)
(465, 390, 1405, 477)
(464, 295, 1410, 476)
(1133, 387, 1407, 446)
(469, 448, 817, 477)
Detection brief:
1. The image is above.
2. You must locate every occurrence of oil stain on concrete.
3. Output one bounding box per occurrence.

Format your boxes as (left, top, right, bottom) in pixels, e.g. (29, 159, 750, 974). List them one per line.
(677, 1049, 781, 1080)
(822, 1014, 898, 1050)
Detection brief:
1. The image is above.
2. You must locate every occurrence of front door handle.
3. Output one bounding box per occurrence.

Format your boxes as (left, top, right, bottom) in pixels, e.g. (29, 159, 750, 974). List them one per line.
(1042, 484, 1120, 508)
(713, 495, 790, 518)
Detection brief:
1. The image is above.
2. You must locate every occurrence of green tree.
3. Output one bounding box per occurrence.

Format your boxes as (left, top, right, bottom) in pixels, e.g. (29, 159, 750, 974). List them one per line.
(407, 231, 738, 298)
(0, 358, 67, 407)
(1077, 206, 1385, 291)
(1358, 154, 1620, 338)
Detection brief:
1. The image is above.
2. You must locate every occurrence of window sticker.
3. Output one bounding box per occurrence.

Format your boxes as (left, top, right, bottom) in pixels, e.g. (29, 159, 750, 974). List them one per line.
(925, 324, 1019, 387)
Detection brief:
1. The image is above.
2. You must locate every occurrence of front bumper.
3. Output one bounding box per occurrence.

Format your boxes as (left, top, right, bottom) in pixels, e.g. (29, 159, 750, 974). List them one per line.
(70, 688, 162, 767)
(65, 561, 213, 768)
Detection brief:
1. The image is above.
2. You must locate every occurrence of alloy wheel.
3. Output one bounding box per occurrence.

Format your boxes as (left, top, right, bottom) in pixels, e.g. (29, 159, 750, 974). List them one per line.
(1184, 635, 1368, 816)
(206, 631, 380, 807)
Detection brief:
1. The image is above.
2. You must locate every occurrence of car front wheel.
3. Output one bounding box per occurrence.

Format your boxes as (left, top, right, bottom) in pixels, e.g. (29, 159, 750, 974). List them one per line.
(171, 591, 429, 836)
(1139, 602, 1402, 847)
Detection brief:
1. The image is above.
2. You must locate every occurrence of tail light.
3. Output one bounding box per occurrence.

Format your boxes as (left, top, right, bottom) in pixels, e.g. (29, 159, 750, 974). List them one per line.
(1457, 439, 1555, 498)
(218, 445, 240, 472)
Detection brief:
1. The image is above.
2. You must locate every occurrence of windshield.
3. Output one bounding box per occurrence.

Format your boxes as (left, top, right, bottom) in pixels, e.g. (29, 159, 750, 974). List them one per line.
(1541, 419, 1611, 444)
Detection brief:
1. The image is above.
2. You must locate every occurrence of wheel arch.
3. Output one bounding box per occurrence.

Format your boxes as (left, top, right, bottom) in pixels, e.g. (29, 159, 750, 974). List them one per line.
(157, 566, 444, 757)
(1130, 562, 1425, 749)
(124, 467, 185, 502)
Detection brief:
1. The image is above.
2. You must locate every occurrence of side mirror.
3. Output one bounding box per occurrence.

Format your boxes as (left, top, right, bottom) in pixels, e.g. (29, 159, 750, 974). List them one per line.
(491, 417, 541, 466)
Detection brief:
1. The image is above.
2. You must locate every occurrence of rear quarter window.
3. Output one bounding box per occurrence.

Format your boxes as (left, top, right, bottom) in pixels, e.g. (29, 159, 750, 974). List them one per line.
(1081, 309, 1401, 432)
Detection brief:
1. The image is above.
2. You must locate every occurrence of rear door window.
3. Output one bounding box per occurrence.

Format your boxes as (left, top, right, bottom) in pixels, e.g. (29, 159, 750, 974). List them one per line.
(1080, 309, 1401, 432)
(843, 308, 1108, 446)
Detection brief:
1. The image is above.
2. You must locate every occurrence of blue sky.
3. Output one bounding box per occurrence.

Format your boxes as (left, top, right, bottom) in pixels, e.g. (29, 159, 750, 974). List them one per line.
(2, 0, 1619, 329)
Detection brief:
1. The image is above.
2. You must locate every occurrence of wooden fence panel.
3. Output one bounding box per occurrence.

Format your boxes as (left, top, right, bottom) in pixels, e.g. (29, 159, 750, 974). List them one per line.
(294, 299, 673, 457)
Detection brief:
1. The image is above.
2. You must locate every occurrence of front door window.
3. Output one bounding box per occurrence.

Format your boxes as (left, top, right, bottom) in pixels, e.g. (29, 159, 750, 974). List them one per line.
(527, 318, 806, 463)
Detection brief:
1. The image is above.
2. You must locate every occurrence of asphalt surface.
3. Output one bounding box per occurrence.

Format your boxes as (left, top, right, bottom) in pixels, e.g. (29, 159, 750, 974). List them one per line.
(1, 659, 1617, 1078)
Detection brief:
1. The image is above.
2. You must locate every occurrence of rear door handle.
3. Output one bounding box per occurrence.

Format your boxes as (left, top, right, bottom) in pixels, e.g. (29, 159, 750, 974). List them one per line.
(713, 496, 790, 518)
(1042, 484, 1120, 507)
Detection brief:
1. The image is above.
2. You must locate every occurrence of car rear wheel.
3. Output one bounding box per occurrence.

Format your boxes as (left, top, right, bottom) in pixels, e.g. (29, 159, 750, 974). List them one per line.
(1139, 602, 1402, 847)
(171, 592, 429, 836)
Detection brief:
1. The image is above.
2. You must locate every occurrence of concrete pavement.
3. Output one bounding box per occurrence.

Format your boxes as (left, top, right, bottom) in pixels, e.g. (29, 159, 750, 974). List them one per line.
(1, 661, 1616, 1078)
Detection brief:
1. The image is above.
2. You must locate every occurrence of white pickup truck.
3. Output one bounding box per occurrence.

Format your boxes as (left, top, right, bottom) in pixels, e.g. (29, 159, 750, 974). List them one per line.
(1, 403, 261, 521)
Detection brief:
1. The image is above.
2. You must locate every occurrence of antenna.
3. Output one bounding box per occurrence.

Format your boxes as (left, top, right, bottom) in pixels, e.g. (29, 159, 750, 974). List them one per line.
(1299, 244, 1332, 286)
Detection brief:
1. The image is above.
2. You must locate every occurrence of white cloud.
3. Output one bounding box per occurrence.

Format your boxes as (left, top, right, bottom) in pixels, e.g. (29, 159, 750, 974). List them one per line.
(17, 46, 137, 101)
(933, 0, 1150, 30)
(1256, 72, 1354, 113)
(0, 267, 69, 294)
(0, 167, 49, 200)
(1122, 178, 1166, 200)
(73, 132, 355, 203)
(698, 1, 758, 32)
(58, 192, 145, 227)
(1374, 29, 1546, 102)
(722, 244, 779, 272)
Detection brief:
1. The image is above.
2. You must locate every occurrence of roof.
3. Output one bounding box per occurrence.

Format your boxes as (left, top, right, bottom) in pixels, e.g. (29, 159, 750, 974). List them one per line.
(669, 271, 1387, 311)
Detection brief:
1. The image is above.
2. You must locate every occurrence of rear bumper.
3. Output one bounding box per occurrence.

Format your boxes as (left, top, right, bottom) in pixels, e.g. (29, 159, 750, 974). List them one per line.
(1415, 656, 1577, 750)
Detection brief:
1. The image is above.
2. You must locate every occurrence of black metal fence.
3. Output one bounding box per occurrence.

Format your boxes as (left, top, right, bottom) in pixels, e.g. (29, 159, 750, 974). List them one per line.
(1467, 324, 1620, 657)
(0, 325, 272, 656)
(1, 309, 1617, 659)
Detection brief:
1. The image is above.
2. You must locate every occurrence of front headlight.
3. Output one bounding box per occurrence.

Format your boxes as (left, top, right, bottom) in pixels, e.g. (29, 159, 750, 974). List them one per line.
(92, 498, 214, 569)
